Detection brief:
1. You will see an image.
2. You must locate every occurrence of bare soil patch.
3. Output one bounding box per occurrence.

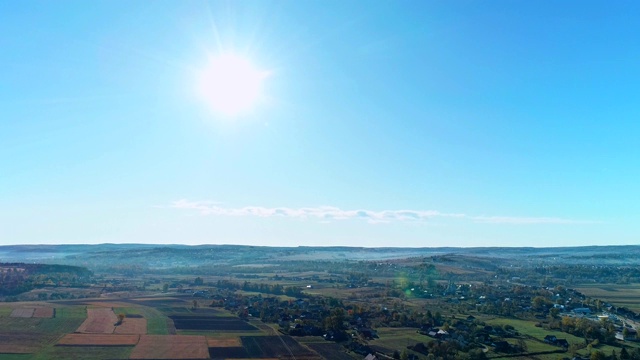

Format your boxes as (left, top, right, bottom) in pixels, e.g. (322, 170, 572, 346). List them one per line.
(114, 318, 147, 334)
(10, 308, 35, 318)
(57, 334, 140, 346)
(76, 308, 117, 333)
(207, 337, 242, 347)
(33, 307, 54, 318)
(129, 335, 209, 359)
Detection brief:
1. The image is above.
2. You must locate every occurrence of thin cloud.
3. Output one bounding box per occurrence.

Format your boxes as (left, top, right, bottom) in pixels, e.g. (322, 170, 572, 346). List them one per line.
(470, 216, 588, 225)
(170, 199, 590, 225)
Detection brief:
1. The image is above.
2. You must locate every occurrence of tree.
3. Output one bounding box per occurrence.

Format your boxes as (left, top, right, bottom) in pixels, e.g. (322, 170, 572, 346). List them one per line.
(532, 296, 547, 310)
(194, 277, 204, 285)
(162, 283, 169, 292)
(620, 347, 630, 360)
(516, 339, 528, 353)
(116, 313, 125, 325)
(400, 349, 409, 360)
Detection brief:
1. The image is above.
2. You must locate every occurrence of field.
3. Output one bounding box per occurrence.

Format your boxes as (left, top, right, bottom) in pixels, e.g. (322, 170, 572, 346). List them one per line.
(32, 307, 54, 318)
(32, 346, 134, 360)
(306, 343, 356, 360)
(113, 305, 174, 335)
(208, 346, 250, 359)
(576, 284, 640, 313)
(240, 335, 320, 359)
(57, 333, 140, 346)
(207, 337, 242, 347)
(0, 305, 86, 355)
(170, 315, 259, 331)
(9, 309, 35, 318)
(129, 335, 210, 359)
(9, 307, 55, 319)
(76, 308, 118, 333)
(114, 318, 147, 334)
(485, 317, 587, 346)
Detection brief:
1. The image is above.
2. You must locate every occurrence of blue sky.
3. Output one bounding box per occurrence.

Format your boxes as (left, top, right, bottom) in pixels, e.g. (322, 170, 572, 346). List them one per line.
(1, 1, 638, 247)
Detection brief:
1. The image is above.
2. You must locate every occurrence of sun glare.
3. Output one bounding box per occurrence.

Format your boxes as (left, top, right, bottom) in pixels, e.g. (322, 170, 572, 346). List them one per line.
(198, 53, 268, 117)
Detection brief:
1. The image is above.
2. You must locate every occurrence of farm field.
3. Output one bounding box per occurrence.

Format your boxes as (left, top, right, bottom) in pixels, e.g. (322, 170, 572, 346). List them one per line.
(370, 327, 431, 354)
(170, 315, 259, 331)
(306, 343, 357, 360)
(113, 305, 174, 335)
(31, 345, 134, 360)
(206, 337, 242, 347)
(129, 335, 209, 359)
(240, 335, 321, 359)
(485, 317, 587, 346)
(114, 318, 147, 334)
(32, 308, 54, 318)
(57, 333, 140, 346)
(0, 304, 86, 356)
(9, 309, 34, 318)
(576, 284, 640, 313)
(76, 308, 118, 333)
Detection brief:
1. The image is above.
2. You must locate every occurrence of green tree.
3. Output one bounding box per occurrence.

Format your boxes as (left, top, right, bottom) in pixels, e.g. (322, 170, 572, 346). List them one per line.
(620, 347, 630, 360)
(400, 349, 409, 360)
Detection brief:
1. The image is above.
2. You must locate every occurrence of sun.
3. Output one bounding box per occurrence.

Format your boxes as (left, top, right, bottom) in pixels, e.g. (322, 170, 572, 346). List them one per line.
(198, 53, 268, 117)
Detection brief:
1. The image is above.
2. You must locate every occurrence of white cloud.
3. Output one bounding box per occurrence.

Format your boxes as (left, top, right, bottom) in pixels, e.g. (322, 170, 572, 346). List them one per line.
(170, 199, 588, 225)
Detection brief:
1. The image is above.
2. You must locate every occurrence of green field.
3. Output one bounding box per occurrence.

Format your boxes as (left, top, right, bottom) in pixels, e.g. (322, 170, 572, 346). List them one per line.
(113, 306, 172, 335)
(370, 327, 433, 358)
(486, 318, 585, 345)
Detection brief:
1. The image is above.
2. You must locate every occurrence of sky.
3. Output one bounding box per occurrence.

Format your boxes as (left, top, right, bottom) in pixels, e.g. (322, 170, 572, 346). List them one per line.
(1, 1, 639, 247)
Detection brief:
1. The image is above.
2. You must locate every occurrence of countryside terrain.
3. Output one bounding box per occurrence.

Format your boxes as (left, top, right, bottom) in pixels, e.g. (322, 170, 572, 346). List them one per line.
(1, 245, 640, 360)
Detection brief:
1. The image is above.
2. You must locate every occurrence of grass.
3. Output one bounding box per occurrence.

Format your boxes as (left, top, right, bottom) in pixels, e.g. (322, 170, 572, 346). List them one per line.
(370, 327, 431, 358)
(0, 306, 13, 317)
(114, 306, 171, 335)
(486, 318, 585, 345)
(0, 355, 32, 360)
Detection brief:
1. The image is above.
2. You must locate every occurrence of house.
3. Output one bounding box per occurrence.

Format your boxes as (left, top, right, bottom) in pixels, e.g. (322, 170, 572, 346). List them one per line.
(364, 354, 378, 360)
(544, 335, 557, 343)
(573, 308, 591, 315)
(357, 328, 378, 339)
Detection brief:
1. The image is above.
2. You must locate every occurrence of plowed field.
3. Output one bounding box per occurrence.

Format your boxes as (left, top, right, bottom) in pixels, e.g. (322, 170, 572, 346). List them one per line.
(76, 308, 117, 333)
(129, 335, 209, 359)
(57, 334, 140, 346)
